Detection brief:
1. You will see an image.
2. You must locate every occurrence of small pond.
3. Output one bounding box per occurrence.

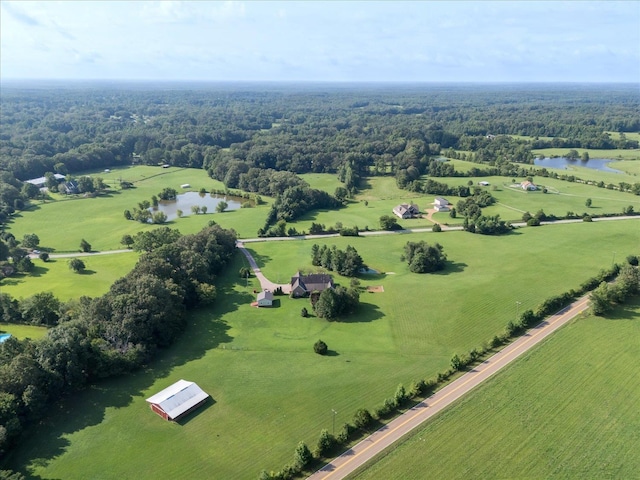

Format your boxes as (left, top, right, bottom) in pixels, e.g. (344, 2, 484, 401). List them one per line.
(0, 334, 12, 343)
(151, 191, 243, 220)
(534, 157, 622, 174)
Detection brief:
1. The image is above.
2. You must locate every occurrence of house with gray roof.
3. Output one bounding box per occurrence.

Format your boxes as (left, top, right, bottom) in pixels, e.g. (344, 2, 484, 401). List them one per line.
(290, 272, 334, 298)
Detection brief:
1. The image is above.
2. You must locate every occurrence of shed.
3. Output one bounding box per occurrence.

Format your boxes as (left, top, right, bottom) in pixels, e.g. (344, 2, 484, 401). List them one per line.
(257, 290, 274, 307)
(181, 183, 191, 189)
(146, 380, 209, 421)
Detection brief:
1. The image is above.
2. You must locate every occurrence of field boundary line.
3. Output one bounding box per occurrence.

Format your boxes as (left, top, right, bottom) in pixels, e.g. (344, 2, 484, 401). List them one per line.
(308, 296, 591, 479)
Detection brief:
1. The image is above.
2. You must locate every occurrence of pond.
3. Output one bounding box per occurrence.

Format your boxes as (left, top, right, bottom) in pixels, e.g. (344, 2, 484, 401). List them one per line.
(0, 334, 12, 343)
(534, 157, 623, 174)
(151, 191, 243, 220)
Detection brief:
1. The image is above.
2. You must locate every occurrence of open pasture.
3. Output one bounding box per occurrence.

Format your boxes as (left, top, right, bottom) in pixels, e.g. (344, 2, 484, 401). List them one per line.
(7, 165, 272, 252)
(291, 176, 442, 232)
(532, 147, 640, 161)
(0, 251, 139, 301)
(4, 221, 639, 479)
(353, 298, 640, 480)
(0, 323, 48, 341)
(413, 167, 640, 223)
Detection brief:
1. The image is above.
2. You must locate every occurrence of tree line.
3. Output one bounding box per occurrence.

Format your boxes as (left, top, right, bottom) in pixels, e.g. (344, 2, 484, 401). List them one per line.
(0, 224, 237, 455)
(2, 84, 638, 232)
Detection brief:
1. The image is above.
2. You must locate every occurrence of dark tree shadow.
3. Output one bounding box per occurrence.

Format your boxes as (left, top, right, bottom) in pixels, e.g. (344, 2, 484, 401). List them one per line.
(338, 302, 384, 324)
(29, 266, 49, 278)
(78, 269, 97, 275)
(433, 261, 467, 275)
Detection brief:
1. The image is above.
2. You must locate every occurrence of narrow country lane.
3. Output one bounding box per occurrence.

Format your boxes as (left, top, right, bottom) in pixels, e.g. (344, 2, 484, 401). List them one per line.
(308, 295, 592, 480)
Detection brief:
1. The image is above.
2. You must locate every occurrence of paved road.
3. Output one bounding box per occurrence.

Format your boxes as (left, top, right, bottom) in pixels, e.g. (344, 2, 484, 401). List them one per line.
(308, 295, 592, 480)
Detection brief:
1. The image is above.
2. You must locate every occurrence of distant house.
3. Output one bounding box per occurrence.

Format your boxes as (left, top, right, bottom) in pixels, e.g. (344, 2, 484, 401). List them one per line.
(290, 272, 334, 298)
(62, 180, 79, 194)
(434, 197, 451, 212)
(521, 181, 537, 191)
(478, 181, 490, 187)
(257, 290, 273, 307)
(25, 174, 65, 188)
(393, 203, 420, 219)
(181, 183, 191, 189)
(145, 380, 210, 421)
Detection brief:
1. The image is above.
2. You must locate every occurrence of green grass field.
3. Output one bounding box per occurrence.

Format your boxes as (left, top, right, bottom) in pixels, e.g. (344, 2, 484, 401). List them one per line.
(5, 220, 638, 479)
(6, 165, 273, 252)
(0, 252, 139, 301)
(352, 298, 640, 480)
(0, 323, 47, 341)
(532, 147, 640, 161)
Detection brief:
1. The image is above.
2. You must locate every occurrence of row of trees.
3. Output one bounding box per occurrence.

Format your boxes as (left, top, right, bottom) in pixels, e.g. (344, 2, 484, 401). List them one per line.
(0, 224, 237, 454)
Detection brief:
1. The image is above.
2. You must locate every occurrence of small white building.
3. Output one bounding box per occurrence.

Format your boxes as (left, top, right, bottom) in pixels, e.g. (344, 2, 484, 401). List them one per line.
(257, 290, 274, 307)
(521, 181, 537, 191)
(146, 380, 210, 421)
(181, 183, 191, 189)
(434, 197, 451, 212)
(478, 181, 490, 186)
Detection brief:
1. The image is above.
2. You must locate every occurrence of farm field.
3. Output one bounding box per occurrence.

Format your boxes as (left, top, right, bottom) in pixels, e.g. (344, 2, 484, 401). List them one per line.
(353, 297, 640, 480)
(5, 220, 639, 479)
(0, 251, 139, 300)
(6, 165, 273, 252)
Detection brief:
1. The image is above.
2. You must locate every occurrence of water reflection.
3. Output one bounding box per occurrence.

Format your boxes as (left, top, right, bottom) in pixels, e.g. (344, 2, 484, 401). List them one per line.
(151, 191, 242, 220)
(534, 157, 622, 174)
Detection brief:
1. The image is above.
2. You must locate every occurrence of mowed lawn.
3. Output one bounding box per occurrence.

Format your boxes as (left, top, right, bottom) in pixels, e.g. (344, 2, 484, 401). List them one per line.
(353, 298, 640, 480)
(0, 251, 139, 300)
(6, 165, 273, 252)
(0, 323, 47, 341)
(3, 221, 639, 479)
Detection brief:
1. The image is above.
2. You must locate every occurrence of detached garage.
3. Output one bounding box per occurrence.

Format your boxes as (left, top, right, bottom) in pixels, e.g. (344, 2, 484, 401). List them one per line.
(146, 380, 210, 421)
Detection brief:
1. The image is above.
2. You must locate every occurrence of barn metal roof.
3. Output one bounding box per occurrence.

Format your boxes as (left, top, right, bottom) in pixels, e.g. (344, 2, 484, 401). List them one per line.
(146, 380, 209, 420)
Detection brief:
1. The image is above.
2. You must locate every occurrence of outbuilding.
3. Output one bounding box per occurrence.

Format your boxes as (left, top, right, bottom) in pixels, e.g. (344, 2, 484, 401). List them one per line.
(181, 183, 191, 189)
(146, 380, 210, 421)
(257, 290, 274, 307)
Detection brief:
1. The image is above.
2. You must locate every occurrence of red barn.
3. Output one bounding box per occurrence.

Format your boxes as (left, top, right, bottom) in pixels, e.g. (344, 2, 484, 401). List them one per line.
(146, 380, 210, 421)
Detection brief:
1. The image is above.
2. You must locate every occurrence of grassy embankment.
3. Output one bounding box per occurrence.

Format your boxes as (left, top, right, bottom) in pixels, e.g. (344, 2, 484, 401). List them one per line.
(4, 219, 639, 479)
(353, 297, 640, 480)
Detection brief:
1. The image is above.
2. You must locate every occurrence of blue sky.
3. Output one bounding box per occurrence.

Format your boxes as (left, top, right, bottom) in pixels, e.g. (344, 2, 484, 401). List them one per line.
(1, 1, 638, 82)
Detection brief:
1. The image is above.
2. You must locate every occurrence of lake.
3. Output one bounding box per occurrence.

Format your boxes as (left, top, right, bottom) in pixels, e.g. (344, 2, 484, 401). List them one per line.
(534, 157, 622, 174)
(152, 191, 242, 220)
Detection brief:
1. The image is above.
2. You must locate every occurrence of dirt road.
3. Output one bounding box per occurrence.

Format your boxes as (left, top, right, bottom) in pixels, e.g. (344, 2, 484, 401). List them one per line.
(308, 295, 591, 479)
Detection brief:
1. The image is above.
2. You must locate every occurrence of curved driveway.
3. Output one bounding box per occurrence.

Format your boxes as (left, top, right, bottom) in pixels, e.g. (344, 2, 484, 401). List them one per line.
(236, 241, 291, 293)
(308, 295, 592, 479)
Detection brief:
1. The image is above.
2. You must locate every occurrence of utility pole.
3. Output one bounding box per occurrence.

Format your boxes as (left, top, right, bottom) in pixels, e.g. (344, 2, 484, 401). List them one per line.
(332, 409, 338, 436)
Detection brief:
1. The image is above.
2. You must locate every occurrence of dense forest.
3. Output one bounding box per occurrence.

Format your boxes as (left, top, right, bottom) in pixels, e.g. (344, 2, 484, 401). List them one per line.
(1, 83, 638, 215)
